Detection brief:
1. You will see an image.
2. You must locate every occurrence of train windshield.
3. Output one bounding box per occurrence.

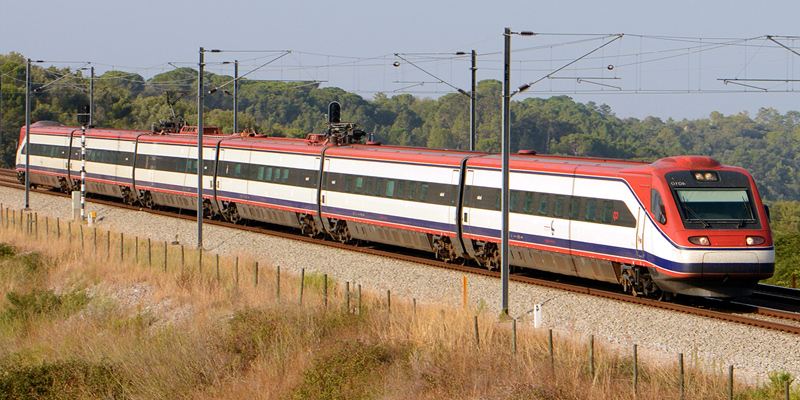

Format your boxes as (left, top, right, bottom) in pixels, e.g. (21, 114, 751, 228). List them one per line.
(675, 189, 755, 224)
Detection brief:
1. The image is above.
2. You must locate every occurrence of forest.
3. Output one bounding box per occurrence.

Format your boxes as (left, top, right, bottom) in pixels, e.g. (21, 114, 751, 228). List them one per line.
(0, 51, 798, 202)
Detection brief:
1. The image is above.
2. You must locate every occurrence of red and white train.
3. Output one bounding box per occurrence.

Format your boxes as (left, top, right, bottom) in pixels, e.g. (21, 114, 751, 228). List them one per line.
(17, 119, 774, 298)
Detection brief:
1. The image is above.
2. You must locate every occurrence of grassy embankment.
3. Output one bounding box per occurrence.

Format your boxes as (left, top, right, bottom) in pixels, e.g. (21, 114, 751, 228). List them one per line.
(0, 211, 797, 399)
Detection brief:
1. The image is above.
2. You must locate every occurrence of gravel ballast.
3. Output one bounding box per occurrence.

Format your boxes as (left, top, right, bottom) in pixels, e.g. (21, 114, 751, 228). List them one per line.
(1, 186, 797, 384)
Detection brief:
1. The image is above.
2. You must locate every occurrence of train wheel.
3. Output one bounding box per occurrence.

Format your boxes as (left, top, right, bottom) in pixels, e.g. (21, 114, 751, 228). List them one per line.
(327, 219, 352, 243)
(469, 240, 499, 271)
(139, 191, 155, 209)
(121, 187, 137, 205)
(58, 177, 71, 193)
(297, 213, 321, 238)
(223, 203, 241, 224)
(431, 235, 461, 263)
(202, 199, 215, 219)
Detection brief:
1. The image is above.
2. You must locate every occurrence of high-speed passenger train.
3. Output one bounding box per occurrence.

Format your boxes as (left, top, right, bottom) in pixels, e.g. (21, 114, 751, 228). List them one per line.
(16, 120, 774, 298)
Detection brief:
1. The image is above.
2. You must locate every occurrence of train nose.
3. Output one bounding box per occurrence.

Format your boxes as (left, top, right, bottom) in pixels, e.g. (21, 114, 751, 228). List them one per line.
(701, 251, 758, 276)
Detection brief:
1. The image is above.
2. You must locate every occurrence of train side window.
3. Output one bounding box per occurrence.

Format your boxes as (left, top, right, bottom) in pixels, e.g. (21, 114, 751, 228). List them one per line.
(419, 183, 429, 201)
(189, 159, 199, 174)
(368, 176, 379, 195)
(585, 199, 597, 222)
(554, 195, 568, 219)
(385, 180, 395, 198)
(355, 176, 364, 193)
(281, 168, 289, 182)
(341, 174, 351, 191)
(523, 192, 535, 214)
(600, 200, 614, 223)
(537, 194, 549, 216)
(394, 180, 404, 199)
(651, 189, 667, 224)
(253, 166, 265, 181)
(406, 181, 417, 200)
(509, 191, 518, 212)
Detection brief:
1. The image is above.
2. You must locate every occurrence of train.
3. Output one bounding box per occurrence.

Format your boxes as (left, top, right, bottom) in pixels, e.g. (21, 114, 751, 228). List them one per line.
(16, 115, 774, 298)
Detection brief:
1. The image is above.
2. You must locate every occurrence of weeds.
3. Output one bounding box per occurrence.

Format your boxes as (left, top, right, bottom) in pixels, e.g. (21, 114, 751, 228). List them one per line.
(0, 217, 793, 399)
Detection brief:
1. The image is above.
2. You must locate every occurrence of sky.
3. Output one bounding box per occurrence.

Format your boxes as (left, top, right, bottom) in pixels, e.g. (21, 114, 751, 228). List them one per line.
(4, 0, 800, 119)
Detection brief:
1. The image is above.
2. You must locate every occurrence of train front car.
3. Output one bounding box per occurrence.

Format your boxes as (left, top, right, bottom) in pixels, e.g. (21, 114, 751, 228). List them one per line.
(642, 156, 774, 298)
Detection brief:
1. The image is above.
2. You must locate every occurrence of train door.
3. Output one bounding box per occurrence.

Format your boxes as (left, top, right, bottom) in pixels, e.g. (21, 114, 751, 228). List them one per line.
(635, 208, 646, 259)
(448, 169, 461, 228)
(319, 158, 331, 211)
(461, 169, 474, 232)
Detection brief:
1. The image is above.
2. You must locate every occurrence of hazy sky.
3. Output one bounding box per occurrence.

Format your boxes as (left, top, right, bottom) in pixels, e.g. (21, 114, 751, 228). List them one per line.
(4, 0, 800, 119)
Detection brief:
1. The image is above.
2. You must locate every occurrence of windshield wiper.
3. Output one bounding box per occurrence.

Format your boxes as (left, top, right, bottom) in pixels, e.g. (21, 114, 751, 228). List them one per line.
(738, 195, 754, 228)
(681, 203, 711, 228)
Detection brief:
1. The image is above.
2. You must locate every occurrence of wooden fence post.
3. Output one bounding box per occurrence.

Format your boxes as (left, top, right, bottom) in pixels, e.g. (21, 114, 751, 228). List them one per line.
(589, 335, 595, 378)
(345, 281, 350, 313)
(473, 315, 480, 348)
(679, 353, 685, 400)
(357, 284, 362, 315)
(728, 365, 734, 400)
(234, 257, 239, 287)
(633, 344, 638, 395)
(253, 261, 259, 287)
(275, 265, 281, 302)
(512, 319, 517, 355)
(548, 329, 554, 372)
(299, 268, 305, 304)
(215, 254, 220, 283)
(323, 274, 328, 308)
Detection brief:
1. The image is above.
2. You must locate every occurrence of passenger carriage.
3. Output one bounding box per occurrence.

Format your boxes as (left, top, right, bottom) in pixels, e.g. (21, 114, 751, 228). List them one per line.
(17, 120, 774, 298)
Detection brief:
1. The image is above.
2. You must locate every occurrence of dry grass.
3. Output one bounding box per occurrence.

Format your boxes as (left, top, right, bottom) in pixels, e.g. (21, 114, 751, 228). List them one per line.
(0, 210, 796, 399)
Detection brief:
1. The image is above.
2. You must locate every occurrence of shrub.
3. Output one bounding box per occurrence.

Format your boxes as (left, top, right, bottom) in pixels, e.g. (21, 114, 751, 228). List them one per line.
(0, 359, 124, 399)
(291, 341, 402, 400)
(0, 289, 89, 324)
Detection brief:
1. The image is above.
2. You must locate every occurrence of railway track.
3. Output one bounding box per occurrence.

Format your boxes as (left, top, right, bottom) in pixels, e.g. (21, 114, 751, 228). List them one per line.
(1, 167, 800, 335)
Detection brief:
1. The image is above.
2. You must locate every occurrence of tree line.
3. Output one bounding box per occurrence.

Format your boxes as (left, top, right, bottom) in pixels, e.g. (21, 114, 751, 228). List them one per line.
(0, 52, 798, 200)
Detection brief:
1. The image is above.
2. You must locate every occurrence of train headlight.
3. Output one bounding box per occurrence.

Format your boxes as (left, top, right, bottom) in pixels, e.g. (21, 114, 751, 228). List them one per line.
(745, 236, 765, 246)
(692, 171, 719, 182)
(688, 236, 710, 246)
